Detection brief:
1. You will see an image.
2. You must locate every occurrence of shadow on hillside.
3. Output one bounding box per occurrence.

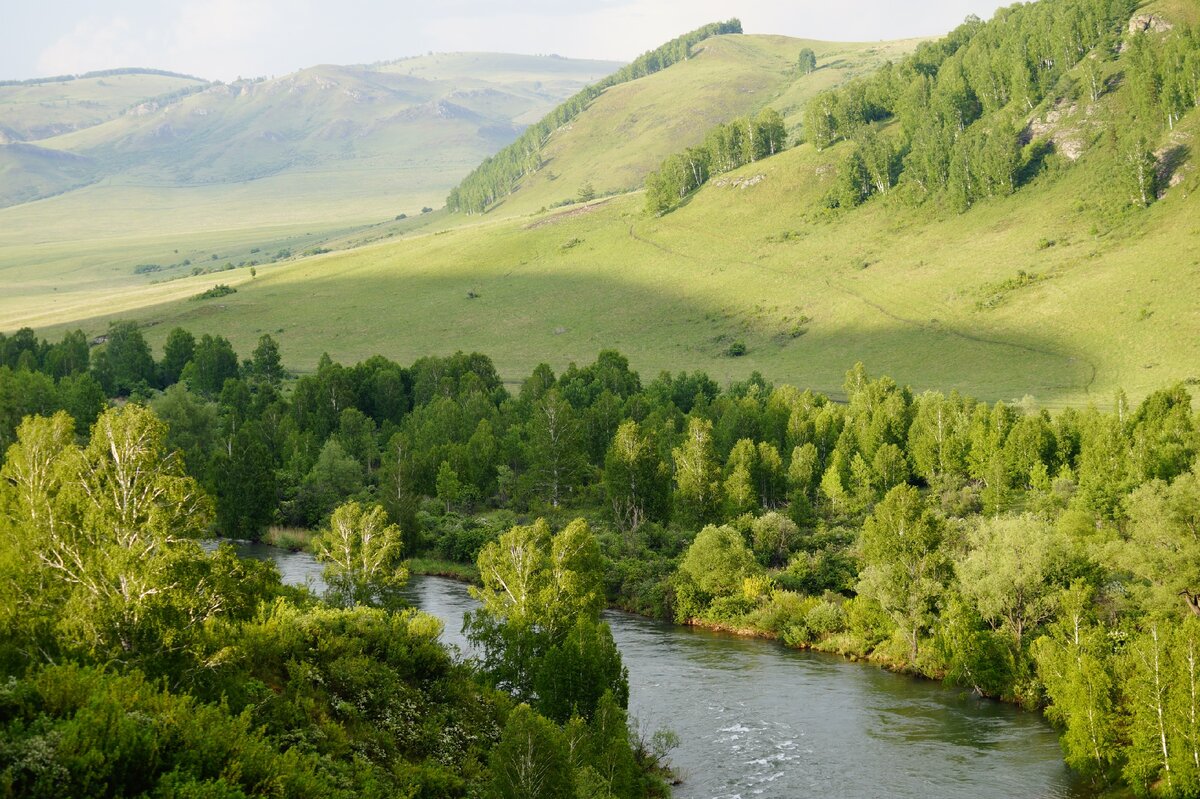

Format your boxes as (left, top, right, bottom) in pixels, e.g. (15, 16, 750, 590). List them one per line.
(1157, 144, 1190, 191)
(46, 264, 1108, 407)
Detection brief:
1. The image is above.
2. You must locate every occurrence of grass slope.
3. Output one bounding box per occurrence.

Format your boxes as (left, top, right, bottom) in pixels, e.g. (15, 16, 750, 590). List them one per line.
(0, 71, 206, 142)
(486, 34, 920, 216)
(11, 21, 1200, 408)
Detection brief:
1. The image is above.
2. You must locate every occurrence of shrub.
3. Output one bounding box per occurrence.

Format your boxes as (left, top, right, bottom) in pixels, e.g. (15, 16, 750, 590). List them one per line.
(805, 599, 848, 639)
(190, 284, 236, 301)
(746, 590, 813, 636)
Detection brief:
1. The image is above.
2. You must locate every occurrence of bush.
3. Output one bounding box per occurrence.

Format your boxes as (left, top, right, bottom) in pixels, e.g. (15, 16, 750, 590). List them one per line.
(746, 590, 813, 635)
(190, 284, 236, 301)
(804, 599, 848, 639)
(777, 549, 857, 594)
(724, 341, 747, 357)
(845, 594, 893, 650)
(705, 593, 756, 623)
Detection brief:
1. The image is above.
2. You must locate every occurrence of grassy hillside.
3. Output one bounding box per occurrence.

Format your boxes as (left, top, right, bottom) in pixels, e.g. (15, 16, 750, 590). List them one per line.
(475, 34, 920, 216)
(10, 4, 1200, 408)
(27, 87, 1198, 409)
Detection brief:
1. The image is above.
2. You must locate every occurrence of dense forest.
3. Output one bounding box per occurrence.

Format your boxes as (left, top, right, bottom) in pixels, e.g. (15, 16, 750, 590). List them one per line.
(3, 322, 1200, 794)
(803, 0, 1200, 211)
(446, 19, 743, 214)
(644, 0, 1200, 216)
(0, 325, 672, 798)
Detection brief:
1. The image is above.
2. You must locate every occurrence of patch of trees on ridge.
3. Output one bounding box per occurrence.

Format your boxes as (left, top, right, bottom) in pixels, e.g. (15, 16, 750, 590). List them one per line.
(643, 0, 1200, 217)
(446, 19, 743, 214)
(644, 108, 786, 214)
(805, 0, 1200, 211)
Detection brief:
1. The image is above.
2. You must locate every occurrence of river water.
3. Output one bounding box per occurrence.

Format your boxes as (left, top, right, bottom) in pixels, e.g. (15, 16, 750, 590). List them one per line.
(235, 543, 1087, 799)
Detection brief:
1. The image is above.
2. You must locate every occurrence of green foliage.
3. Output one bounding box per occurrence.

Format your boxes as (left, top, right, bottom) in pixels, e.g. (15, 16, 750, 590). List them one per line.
(1122, 470, 1200, 615)
(1032, 582, 1119, 778)
(808, 0, 1138, 209)
(436, 459, 466, 513)
(14, 319, 1200, 792)
(313, 500, 408, 609)
(489, 704, 575, 799)
(525, 390, 588, 508)
(160, 327, 196, 386)
(645, 107, 787, 215)
(956, 513, 1074, 658)
(672, 417, 721, 526)
(249, 333, 286, 386)
(190, 284, 237, 301)
(210, 420, 276, 539)
(0, 664, 342, 798)
(94, 320, 155, 396)
(534, 617, 629, 724)
(468, 518, 615, 708)
(798, 48, 817, 75)
(677, 524, 762, 607)
(604, 420, 670, 531)
(856, 484, 949, 661)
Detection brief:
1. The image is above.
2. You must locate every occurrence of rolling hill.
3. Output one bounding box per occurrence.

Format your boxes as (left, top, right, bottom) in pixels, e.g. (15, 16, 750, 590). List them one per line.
(8, 3, 1200, 410)
(0, 69, 207, 143)
(481, 34, 920, 217)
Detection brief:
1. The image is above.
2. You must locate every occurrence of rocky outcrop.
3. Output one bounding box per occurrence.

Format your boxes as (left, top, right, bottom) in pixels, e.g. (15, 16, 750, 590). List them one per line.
(1129, 13, 1173, 35)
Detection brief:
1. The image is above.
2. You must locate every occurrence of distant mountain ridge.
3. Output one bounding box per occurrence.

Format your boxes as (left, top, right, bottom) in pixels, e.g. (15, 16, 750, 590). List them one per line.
(0, 53, 622, 207)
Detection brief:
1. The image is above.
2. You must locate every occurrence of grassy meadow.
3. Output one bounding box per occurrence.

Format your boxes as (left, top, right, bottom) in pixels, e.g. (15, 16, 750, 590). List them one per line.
(27, 91, 1200, 409)
(0, 54, 620, 326)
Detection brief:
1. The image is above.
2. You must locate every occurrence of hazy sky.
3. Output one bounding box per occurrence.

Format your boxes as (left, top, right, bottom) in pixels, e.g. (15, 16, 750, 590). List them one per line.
(4, 0, 1012, 82)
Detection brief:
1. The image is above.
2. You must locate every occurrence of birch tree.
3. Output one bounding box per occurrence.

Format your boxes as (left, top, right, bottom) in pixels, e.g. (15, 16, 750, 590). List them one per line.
(313, 500, 407, 609)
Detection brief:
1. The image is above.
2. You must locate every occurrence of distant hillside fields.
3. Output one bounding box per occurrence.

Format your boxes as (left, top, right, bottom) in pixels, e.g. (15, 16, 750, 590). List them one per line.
(0, 55, 620, 326)
(10, 4, 1200, 408)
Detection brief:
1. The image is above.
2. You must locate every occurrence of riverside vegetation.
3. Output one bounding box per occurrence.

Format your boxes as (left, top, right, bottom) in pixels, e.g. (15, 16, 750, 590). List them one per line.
(0, 328, 675, 798)
(7, 0, 1200, 795)
(4, 325, 1200, 795)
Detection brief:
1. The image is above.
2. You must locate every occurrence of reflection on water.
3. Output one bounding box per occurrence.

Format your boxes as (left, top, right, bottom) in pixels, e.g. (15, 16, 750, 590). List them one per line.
(233, 542, 1086, 799)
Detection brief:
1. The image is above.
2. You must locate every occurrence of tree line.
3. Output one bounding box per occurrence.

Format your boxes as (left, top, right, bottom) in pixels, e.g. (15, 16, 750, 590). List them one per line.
(644, 107, 787, 215)
(5, 321, 1200, 792)
(446, 19, 743, 214)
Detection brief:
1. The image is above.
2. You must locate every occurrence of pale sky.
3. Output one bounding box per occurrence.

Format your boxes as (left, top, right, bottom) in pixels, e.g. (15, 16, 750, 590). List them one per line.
(3, 0, 1011, 82)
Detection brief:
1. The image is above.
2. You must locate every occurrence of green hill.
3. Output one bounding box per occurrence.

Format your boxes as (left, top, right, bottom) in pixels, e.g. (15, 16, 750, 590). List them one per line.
(480, 35, 921, 217)
(9, 2, 1200, 409)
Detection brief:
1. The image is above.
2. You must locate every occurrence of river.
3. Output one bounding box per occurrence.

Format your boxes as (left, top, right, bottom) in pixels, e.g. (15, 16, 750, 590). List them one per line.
(235, 542, 1088, 799)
